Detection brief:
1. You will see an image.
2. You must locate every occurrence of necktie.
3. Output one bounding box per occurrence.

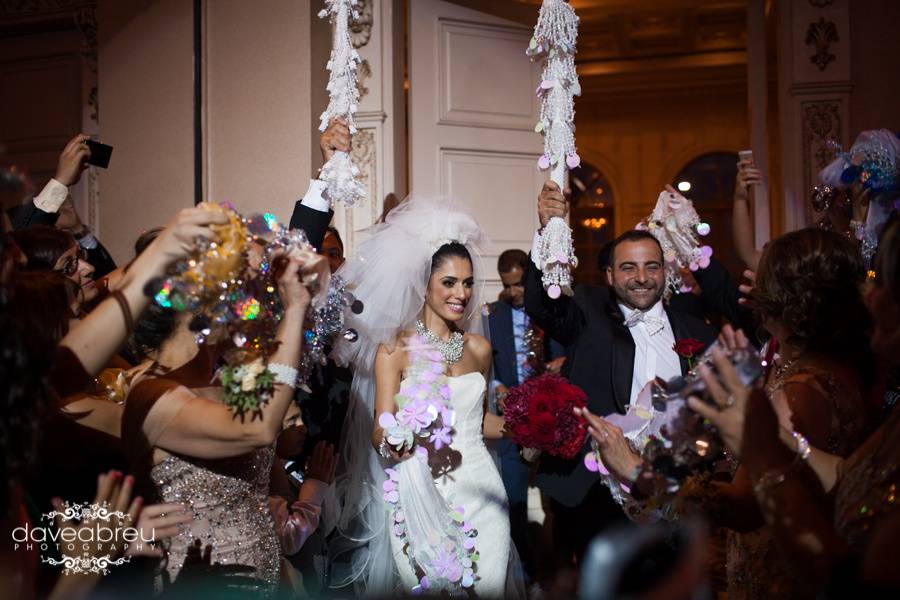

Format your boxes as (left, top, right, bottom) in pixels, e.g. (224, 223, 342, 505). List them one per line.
(623, 310, 666, 336)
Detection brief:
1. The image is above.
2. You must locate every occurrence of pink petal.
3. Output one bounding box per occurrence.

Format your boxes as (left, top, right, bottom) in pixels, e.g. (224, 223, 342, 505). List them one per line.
(566, 153, 581, 169)
(378, 412, 396, 428)
(538, 155, 550, 170)
(547, 284, 561, 299)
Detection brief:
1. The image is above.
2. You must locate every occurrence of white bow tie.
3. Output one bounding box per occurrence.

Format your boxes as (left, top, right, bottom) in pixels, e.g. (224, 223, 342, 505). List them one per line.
(623, 310, 666, 336)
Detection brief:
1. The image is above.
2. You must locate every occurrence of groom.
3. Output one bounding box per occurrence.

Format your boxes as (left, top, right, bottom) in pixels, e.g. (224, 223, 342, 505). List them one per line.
(524, 181, 724, 567)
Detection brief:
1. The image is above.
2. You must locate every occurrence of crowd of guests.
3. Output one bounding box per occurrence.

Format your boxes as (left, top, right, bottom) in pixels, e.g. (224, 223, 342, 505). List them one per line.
(0, 119, 898, 600)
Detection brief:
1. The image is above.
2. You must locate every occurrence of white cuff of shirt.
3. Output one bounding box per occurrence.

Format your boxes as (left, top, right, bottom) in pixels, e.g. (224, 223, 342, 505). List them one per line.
(301, 179, 329, 213)
(33, 178, 68, 213)
(530, 230, 543, 269)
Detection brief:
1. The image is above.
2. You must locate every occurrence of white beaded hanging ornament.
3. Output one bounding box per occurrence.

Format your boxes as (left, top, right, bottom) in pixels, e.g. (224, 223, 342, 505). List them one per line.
(317, 0, 366, 207)
(529, 0, 581, 299)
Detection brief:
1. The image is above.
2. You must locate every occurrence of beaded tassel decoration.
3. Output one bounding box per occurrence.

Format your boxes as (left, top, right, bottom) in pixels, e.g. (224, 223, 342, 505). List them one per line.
(528, 0, 580, 299)
(317, 0, 366, 207)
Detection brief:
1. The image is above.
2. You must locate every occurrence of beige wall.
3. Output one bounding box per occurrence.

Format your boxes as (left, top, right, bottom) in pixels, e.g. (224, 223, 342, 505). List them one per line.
(98, 0, 194, 261)
(97, 0, 314, 263)
(205, 0, 312, 223)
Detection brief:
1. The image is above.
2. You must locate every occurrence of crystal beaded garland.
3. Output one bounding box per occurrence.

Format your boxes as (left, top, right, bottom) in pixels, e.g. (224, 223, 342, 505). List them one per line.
(528, 0, 581, 298)
(317, 0, 366, 207)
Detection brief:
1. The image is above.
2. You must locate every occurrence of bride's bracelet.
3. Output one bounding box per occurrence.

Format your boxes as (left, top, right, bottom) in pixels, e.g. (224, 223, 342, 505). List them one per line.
(378, 437, 392, 459)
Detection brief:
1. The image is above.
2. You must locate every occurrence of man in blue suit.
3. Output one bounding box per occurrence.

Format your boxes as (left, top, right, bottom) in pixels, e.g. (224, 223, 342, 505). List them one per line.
(486, 248, 564, 583)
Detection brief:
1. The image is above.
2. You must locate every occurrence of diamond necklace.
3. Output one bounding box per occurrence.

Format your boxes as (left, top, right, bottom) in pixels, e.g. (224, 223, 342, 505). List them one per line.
(415, 319, 464, 365)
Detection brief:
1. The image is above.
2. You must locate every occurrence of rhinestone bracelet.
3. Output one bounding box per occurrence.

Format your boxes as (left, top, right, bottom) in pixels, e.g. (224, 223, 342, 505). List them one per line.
(269, 362, 299, 388)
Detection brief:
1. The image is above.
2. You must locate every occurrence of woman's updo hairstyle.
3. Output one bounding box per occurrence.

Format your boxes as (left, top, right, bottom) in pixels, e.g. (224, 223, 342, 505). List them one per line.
(752, 228, 873, 381)
(430, 241, 472, 274)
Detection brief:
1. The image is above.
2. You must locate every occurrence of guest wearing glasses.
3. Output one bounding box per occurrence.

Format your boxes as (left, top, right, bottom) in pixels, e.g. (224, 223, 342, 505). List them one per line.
(12, 224, 99, 310)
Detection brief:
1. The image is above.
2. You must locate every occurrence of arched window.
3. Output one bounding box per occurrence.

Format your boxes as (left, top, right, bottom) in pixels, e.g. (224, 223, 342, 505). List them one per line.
(672, 151, 743, 279)
(569, 162, 615, 285)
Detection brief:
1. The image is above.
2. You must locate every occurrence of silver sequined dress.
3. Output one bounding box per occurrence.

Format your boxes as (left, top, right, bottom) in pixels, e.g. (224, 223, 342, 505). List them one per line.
(151, 446, 280, 591)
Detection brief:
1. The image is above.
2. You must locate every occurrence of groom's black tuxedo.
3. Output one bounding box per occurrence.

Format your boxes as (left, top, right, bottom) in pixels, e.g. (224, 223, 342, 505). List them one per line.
(523, 259, 728, 507)
(524, 258, 727, 564)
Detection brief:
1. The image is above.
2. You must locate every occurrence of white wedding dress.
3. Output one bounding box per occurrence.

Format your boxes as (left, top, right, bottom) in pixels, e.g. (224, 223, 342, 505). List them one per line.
(389, 372, 518, 597)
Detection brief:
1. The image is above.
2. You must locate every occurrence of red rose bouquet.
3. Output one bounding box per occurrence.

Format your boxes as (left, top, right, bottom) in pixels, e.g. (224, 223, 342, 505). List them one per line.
(503, 373, 588, 459)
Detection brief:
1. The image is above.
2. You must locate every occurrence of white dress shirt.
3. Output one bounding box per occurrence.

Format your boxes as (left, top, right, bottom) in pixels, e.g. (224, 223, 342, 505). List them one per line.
(300, 179, 329, 212)
(618, 299, 682, 408)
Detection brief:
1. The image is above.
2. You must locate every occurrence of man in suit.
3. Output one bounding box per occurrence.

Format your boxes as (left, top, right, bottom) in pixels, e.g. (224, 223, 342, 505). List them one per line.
(486, 248, 564, 582)
(524, 180, 725, 569)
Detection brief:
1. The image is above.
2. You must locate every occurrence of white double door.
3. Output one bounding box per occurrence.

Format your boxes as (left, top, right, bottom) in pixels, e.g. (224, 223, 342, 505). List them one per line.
(408, 0, 546, 298)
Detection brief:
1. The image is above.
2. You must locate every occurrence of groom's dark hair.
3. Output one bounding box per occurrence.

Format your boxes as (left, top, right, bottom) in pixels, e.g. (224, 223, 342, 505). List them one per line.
(607, 230, 663, 267)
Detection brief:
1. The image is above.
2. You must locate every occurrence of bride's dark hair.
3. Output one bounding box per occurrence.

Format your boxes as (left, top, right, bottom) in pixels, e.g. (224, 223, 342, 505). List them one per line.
(431, 242, 472, 273)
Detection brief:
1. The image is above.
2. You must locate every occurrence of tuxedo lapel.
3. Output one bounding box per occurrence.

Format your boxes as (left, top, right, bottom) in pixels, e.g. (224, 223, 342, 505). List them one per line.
(604, 301, 634, 413)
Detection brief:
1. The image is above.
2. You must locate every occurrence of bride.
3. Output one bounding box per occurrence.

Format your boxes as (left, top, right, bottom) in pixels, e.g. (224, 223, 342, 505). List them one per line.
(328, 196, 523, 597)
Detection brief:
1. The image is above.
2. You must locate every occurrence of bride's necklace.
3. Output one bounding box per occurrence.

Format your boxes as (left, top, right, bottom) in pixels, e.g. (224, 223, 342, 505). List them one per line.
(415, 319, 464, 365)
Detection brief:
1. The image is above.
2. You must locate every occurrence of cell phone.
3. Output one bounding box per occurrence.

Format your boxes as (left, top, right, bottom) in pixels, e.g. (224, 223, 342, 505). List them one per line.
(283, 459, 305, 486)
(84, 139, 113, 168)
(738, 149, 753, 163)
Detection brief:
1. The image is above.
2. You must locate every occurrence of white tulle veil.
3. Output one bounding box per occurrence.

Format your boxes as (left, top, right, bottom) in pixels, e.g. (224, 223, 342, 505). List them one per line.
(324, 194, 488, 596)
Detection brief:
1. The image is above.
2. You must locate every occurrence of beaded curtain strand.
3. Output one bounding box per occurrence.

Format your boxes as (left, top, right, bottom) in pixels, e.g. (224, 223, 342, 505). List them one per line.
(528, 0, 581, 299)
(317, 0, 366, 207)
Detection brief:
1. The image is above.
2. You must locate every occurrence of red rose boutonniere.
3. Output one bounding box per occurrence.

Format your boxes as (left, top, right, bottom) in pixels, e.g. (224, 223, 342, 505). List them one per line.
(673, 338, 705, 370)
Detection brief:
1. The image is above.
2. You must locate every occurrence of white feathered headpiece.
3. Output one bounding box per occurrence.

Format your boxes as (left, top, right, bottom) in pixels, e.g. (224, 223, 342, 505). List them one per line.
(330, 194, 488, 372)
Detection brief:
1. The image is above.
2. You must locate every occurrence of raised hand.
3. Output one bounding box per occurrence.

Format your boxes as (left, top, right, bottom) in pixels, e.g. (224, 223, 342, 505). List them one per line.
(716, 325, 750, 356)
(140, 204, 230, 276)
(305, 441, 337, 484)
(55, 134, 92, 187)
(320, 118, 352, 163)
(51, 471, 140, 567)
(537, 180, 569, 228)
(686, 347, 755, 457)
(735, 159, 763, 202)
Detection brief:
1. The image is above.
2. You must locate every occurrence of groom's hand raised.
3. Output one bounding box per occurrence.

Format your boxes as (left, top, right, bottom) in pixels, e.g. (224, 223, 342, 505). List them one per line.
(538, 180, 569, 229)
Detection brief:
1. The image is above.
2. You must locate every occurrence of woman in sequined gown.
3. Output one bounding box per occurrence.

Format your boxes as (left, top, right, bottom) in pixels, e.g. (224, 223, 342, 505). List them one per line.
(122, 253, 324, 593)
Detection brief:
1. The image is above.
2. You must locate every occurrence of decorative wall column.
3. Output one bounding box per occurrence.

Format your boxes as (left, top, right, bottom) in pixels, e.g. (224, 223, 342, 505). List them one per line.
(324, 0, 407, 255)
(75, 4, 101, 234)
(778, 0, 851, 231)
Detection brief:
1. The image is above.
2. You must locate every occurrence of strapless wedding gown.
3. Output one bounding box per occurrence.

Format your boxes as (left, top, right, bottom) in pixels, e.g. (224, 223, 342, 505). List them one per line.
(389, 372, 517, 598)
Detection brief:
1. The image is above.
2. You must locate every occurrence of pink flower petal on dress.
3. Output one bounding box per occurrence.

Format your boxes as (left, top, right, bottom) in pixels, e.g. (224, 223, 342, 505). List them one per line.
(378, 412, 397, 428)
